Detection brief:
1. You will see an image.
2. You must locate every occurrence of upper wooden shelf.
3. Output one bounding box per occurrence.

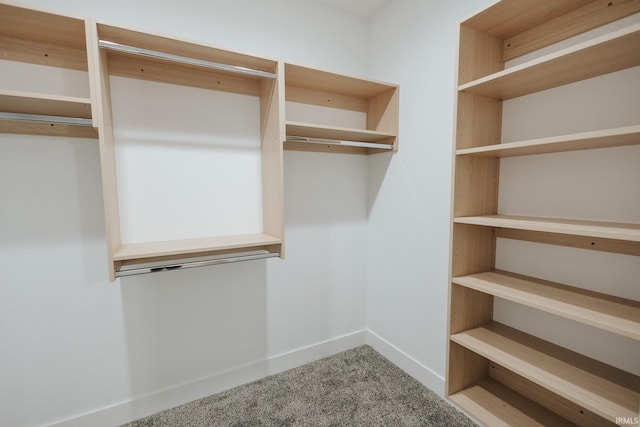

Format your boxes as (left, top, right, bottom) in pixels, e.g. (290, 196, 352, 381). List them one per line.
(461, 0, 593, 39)
(284, 63, 397, 100)
(0, 3, 88, 70)
(458, 23, 640, 100)
(456, 125, 640, 157)
(451, 322, 640, 422)
(454, 215, 640, 242)
(453, 270, 640, 341)
(113, 233, 281, 263)
(97, 23, 278, 96)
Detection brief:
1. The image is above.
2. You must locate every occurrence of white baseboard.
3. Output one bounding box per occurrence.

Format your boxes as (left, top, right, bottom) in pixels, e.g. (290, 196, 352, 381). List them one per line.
(366, 329, 445, 397)
(49, 330, 368, 427)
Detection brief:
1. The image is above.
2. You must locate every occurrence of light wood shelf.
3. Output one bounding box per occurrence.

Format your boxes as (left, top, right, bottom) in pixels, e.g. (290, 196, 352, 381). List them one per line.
(456, 125, 640, 157)
(284, 63, 399, 154)
(0, 4, 95, 139)
(285, 121, 396, 144)
(459, 23, 640, 100)
(0, 90, 92, 118)
(97, 23, 278, 96)
(450, 378, 577, 427)
(0, 3, 88, 71)
(0, 90, 96, 138)
(453, 270, 640, 341)
(113, 233, 281, 263)
(454, 215, 640, 242)
(451, 322, 640, 422)
(284, 121, 397, 154)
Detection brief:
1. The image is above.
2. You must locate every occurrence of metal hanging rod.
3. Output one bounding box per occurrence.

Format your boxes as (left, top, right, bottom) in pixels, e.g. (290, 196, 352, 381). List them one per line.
(98, 40, 277, 80)
(286, 135, 393, 150)
(115, 251, 280, 278)
(0, 112, 93, 126)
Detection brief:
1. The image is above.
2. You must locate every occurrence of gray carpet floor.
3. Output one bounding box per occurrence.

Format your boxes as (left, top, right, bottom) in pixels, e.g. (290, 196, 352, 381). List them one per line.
(122, 345, 477, 426)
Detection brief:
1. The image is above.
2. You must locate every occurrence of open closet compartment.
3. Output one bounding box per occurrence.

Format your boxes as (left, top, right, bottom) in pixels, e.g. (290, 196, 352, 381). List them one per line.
(283, 63, 399, 154)
(0, 3, 97, 138)
(87, 22, 285, 281)
(447, 0, 640, 426)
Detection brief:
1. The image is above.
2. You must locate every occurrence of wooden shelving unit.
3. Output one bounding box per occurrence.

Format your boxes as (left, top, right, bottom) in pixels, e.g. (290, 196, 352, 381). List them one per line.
(447, 0, 640, 425)
(87, 22, 286, 281)
(0, 3, 96, 138)
(283, 63, 399, 154)
(2, 3, 400, 279)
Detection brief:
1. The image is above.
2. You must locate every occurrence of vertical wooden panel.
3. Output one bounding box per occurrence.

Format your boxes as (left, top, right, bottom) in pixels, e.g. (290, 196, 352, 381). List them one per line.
(458, 25, 504, 86)
(447, 342, 490, 396)
(451, 224, 496, 277)
(449, 284, 494, 335)
(367, 87, 399, 150)
(88, 20, 121, 281)
(260, 62, 285, 257)
(455, 92, 502, 150)
(453, 156, 500, 217)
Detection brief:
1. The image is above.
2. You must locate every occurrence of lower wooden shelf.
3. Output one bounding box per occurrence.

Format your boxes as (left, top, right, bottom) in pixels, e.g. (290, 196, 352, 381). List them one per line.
(0, 89, 97, 138)
(450, 322, 640, 423)
(113, 233, 282, 265)
(450, 378, 576, 427)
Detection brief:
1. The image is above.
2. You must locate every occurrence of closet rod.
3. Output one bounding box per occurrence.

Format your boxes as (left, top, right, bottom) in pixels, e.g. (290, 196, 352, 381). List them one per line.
(98, 40, 277, 79)
(0, 112, 93, 126)
(115, 251, 280, 278)
(286, 135, 393, 150)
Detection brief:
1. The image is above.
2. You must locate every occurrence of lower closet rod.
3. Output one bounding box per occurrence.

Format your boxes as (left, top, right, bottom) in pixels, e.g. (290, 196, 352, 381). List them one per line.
(286, 136, 393, 150)
(0, 112, 93, 126)
(115, 251, 280, 278)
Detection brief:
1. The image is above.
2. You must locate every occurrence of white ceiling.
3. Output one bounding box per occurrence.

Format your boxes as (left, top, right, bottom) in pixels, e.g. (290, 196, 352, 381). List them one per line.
(315, 0, 393, 19)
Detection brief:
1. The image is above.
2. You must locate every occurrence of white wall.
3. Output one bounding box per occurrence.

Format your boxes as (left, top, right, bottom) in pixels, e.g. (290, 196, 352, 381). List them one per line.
(366, 0, 496, 395)
(367, 0, 639, 397)
(0, 1, 371, 426)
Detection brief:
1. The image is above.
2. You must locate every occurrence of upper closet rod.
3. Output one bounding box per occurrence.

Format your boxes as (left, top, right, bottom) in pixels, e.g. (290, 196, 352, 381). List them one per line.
(286, 135, 393, 150)
(0, 112, 93, 126)
(115, 250, 280, 278)
(98, 40, 277, 79)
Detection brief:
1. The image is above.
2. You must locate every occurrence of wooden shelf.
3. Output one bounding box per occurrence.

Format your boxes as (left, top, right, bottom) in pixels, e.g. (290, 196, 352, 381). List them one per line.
(459, 23, 640, 100)
(97, 23, 278, 96)
(450, 322, 640, 422)
(450, 378, 576, 427)
(454, 215, 640, 242)
(0, 90, 92, 118)
(453, 270, 640, 341)
(284, 63, 399, 154)
(284, 122, 397, 154)
(0, 90, 96, 138)
(113, 233, 281, 263)
(285, 63, 397, 100)
(0, 3, 88, 70)
(456, 125, 640, 157)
